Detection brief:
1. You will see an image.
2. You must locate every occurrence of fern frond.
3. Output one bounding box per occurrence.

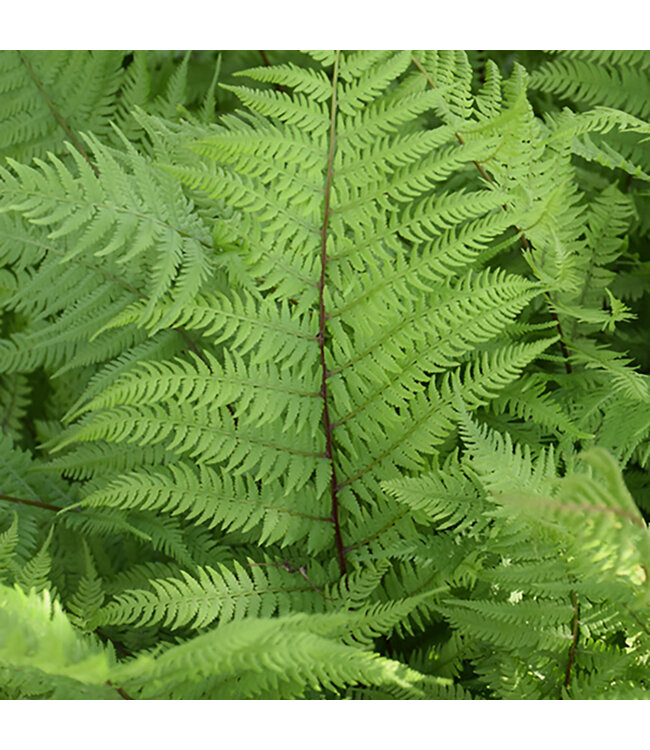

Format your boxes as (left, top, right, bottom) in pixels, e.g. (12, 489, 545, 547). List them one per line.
(530, 53, 650, 119)
(0, 514, 19, 582)
(0, 372, 30, 437)
(3, 49, 649, 700)
(457, 403, 558, 497)
(0, 51, 124, 163)
(66, 542, 104, 631)
(0, 135, 214, 330)
(15, 529, 53, 594)
(116, 612, 429, 699)
(498, 448, 650, 584)
(0, 584, 115, 698)
(569, 339, 650, 403)
(94, 559, 329, 631)
(382, 454, 484, 533)
(73, 462, 331, 552)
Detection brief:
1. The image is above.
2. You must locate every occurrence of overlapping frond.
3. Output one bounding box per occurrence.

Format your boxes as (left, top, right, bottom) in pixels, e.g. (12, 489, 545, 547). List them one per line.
(0, 584, 115, 699)
(115, 611, 431, 699)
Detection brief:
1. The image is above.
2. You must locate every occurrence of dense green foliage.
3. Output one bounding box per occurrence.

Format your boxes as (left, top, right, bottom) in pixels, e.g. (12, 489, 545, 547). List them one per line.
(1, 49, 649, 700)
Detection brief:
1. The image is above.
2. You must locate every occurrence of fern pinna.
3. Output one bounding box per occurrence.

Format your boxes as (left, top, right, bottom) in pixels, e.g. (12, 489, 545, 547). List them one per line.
(0, 50, 649, 700)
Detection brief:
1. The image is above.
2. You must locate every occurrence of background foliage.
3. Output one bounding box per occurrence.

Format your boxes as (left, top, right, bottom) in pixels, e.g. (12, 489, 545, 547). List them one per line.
(0, 49, 649, 700)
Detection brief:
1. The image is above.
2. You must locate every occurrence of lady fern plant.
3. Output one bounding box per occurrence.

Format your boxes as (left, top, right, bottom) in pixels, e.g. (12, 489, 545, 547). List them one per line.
(0, 49, 649, 700)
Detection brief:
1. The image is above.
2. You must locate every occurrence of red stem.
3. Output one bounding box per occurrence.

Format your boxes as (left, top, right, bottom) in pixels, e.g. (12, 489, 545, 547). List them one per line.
(0, 492, 61, 513)
(318, 52, 346, 576)
(106, 680, 133, 700)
